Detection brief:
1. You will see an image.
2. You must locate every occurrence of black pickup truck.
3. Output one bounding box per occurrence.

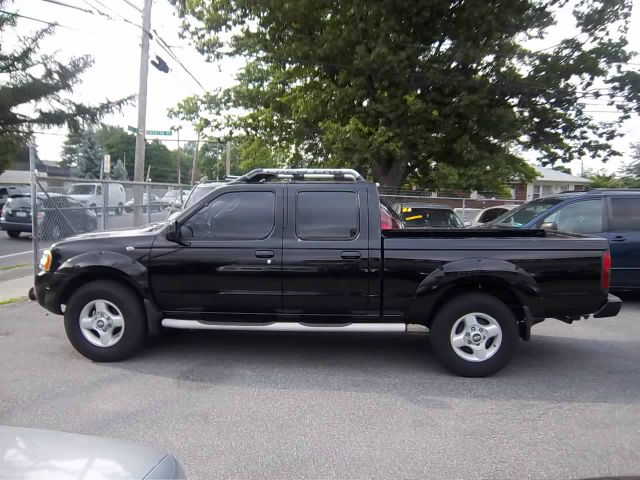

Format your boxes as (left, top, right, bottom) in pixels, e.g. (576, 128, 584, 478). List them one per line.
(35, 169, 621, 377)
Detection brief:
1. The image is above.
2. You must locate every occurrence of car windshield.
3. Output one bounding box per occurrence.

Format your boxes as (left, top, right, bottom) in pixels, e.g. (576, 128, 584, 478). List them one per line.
(491, 197, 564, 227)
(68, 184, 96, 195)
(402, 207, 463, 228)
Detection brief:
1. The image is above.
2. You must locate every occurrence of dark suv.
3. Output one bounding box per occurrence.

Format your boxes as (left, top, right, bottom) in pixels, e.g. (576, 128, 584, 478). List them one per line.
(488, 189, 640, 290)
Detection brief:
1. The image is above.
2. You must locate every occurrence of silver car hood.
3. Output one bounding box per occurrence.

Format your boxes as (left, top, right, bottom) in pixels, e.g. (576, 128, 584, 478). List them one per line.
(0, 426, 183, 479)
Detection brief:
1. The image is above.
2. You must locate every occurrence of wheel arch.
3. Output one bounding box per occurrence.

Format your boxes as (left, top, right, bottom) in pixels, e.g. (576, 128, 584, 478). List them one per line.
(409, 257, 541, 339)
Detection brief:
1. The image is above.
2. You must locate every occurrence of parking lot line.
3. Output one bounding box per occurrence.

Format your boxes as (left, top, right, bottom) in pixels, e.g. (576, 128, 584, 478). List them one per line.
(0, 250, 33, 260)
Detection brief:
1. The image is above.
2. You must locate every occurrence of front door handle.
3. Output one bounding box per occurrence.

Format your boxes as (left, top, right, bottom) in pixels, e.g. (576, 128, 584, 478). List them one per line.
(611, 235, 626, 242)
(255, 250, 274, 258)
(340, 251, 361, 259)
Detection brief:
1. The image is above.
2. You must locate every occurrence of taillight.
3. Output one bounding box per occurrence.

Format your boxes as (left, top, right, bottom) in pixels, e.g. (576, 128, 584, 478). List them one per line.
(380, 209, 394, 230)
(602, 251, 611, 290)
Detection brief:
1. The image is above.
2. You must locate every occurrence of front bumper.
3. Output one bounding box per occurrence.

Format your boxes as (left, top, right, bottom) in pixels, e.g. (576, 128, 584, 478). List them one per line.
(35, 270, 71, 315)
(593, 293, 623, 318)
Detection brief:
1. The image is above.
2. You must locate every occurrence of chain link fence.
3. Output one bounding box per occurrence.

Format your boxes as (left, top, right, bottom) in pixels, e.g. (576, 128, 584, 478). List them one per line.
(15, 173, 526, 270)
(378, 189, 524, 224)
(29, 174, 190, 266)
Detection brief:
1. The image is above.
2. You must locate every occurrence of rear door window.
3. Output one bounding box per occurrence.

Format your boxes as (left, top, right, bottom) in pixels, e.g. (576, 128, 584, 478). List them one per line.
(609, 198, 640, 231)
(296, 191, 359, 240)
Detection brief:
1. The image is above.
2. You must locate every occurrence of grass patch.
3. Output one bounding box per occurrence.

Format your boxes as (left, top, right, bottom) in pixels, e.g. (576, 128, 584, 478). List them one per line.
(0, 263, 29, 271)
(0, 296, 26, 305)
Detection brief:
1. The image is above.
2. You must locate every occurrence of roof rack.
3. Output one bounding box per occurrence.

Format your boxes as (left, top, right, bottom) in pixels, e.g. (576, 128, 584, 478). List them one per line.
(233, 168, 365, 183)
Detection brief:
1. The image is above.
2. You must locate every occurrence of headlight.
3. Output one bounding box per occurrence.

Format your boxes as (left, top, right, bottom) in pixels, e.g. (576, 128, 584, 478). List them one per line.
(39, 249, 52, 272)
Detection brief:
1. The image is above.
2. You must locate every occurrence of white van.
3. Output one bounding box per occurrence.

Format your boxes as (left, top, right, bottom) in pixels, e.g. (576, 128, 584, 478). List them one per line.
(68, 182, 127, 215)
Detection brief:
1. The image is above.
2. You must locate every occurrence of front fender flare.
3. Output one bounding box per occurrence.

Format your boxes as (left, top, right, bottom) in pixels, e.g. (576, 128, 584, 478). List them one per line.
(57, 251, 149, 298)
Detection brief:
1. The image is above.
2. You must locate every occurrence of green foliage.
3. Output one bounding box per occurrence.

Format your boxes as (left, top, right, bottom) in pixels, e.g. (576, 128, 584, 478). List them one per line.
(172, 0, 640, 188)
(0, 2, 132, 175)
(111, 159, 128, 180)
(552, 165, 573, 175)
(77, 129, 102, 179)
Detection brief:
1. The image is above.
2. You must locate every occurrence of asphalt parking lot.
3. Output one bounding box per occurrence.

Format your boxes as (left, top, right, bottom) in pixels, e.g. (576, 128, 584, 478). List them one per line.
(1, 298, 639, 479)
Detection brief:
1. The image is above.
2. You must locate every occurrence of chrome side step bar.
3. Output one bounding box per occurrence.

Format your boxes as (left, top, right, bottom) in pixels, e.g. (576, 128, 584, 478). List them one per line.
(161, 319, 407, 333)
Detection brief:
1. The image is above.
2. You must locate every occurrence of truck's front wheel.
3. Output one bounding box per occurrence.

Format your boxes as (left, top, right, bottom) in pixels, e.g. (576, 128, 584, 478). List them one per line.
(429, 293, 519, 377)
(64, 280, 147, 362)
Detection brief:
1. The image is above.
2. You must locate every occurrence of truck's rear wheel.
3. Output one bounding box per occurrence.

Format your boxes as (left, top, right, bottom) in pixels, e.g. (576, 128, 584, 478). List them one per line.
(429, 293, 519, 377)
(64, 280, 147, 362)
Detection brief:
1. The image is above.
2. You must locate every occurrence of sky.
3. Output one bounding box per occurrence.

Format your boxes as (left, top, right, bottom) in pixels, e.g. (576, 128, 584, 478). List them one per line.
(5, 0, 640, 177)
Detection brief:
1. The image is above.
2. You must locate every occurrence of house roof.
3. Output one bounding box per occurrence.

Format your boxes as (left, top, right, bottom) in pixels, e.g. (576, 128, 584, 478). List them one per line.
(533, 166, 589, 184)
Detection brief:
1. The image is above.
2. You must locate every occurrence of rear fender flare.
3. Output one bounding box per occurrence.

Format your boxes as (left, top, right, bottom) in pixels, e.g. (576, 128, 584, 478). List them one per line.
(411, 257, 541, 320)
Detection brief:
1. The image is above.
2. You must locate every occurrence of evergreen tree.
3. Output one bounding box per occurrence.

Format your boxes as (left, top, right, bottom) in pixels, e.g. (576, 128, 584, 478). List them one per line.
(78, 130, 103, 179)
(111, 159, 128, 180)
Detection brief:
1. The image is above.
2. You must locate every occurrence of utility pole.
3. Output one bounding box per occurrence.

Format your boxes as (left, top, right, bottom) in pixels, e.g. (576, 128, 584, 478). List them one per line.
(191, 130, 200, 184)
(175, 126, 181, 184)
(133, 0, 153, 226)
(225, 141, 231, 178)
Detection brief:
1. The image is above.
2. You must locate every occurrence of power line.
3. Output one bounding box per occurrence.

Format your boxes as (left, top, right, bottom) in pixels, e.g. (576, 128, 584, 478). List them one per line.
(39, 0, 93, 14)
(0, 9, 70, 28)
(119, 0, 142, 13)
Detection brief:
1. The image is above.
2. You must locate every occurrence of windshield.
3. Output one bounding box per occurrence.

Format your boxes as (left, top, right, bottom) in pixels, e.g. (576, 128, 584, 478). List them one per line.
(492, 197, 564, 227)
(401, 207, 463, 228)
(68, 184, 96, 195)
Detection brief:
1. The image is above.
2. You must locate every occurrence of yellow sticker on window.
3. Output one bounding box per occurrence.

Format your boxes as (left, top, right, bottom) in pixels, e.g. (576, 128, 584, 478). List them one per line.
(405, 214, 423, 221)
(402, 207, 412, 212)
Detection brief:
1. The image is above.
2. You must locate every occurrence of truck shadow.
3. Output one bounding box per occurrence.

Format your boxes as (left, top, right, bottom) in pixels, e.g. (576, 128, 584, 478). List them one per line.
(110, 328, 640, 406)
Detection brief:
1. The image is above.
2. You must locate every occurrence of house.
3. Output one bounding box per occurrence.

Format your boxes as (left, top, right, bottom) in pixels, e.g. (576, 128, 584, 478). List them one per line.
(512, 166, 590, 201)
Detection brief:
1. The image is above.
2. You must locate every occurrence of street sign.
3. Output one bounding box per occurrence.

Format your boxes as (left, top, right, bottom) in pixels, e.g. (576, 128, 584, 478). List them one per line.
(146, 129, 172, 136)
(127, 126, 172, 136)
(103, 154, 111, 173)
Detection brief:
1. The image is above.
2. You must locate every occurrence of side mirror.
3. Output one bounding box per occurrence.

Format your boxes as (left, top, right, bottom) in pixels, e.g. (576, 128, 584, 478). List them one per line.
(540, 221, 558, 231)
(166, 220, 189, 245)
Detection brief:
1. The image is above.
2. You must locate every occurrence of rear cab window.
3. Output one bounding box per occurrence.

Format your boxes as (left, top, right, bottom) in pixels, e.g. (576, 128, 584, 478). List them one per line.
(295, 191, 359, 240)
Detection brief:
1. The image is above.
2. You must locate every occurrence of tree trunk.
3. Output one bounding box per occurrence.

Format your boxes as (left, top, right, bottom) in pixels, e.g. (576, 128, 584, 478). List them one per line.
(372, 158, 408, 188)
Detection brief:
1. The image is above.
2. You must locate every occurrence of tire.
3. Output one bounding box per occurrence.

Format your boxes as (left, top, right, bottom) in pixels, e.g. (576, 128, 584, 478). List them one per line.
(6, 230, 20, 238)
(64, 280, 147, 362)
(429, 293, 519, 377)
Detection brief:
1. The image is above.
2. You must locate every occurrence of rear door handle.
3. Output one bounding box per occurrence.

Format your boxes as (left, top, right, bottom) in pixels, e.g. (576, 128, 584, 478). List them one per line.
(255, 250, 274, 258)
(340, 251, 361, 259)
(611, 236, 626, 242)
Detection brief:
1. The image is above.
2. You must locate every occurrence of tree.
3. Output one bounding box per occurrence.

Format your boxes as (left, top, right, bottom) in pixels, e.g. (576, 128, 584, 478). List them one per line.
(0, 4, 131, 175)
(61, 131, 83, 168)
(111, 159, 128, 180)
(172, 0, 640, 189)
(77, 129, 103, 179)
(585, 169, 621, 188)
(95, 125, 136, 178)
(623, 142, 640, 179)
(552, 165, 572, 175)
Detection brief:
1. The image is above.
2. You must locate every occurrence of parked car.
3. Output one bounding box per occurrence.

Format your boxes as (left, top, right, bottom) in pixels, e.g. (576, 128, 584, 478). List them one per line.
(0, 184, 29, 210)
(0, 426, 185, 479)
(160, 189, 188, 209)
(464, 205, 518, 227)
(35, 168, 620, 377)
(0, 193, 98, 239)
(67, 182, 127, 215)
(394, 203, 464, 228)
(380, 203, 405, 229)
(124, 193, 164, 213)
(486, 189, 640, 290)
(454, 207, 481, 225)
